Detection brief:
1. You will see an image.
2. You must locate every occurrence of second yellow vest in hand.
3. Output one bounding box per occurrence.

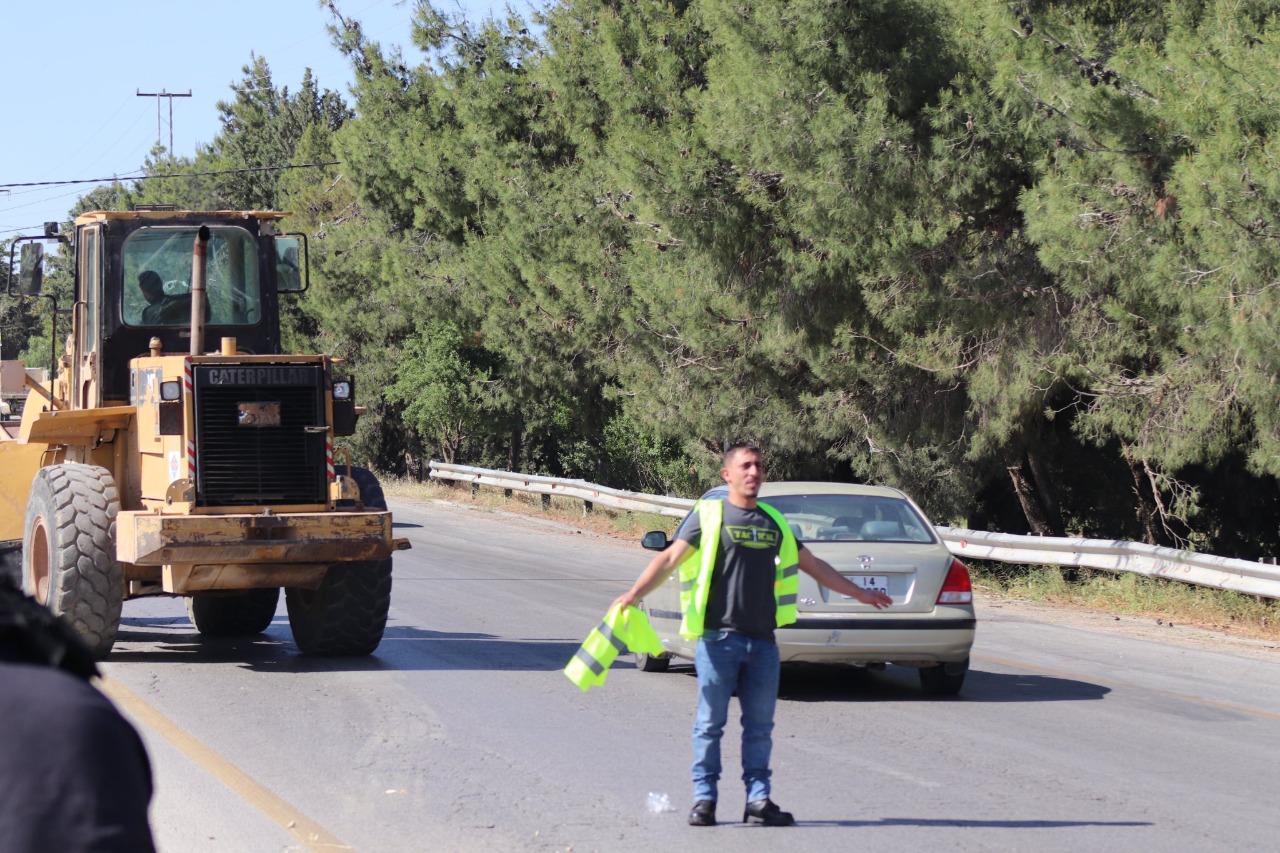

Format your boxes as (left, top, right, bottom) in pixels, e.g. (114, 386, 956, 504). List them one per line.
(564, 604, 664, 692)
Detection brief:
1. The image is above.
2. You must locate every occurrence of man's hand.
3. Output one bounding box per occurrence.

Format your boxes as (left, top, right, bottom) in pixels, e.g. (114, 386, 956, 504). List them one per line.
(850, 587, 892, 609)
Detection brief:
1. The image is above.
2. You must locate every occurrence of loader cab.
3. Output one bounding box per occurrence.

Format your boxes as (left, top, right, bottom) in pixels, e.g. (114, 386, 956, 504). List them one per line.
(71, 210, 305, 407)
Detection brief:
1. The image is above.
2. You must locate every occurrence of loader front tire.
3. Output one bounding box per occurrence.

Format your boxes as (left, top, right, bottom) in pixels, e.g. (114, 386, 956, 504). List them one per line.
(286, 467, 392, 655)
(22, 464, 123, 658)
(187, 588, 280, 636)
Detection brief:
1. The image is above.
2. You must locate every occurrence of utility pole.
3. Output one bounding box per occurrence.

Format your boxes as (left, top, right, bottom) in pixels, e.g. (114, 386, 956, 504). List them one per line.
(135, 88, 192, 155)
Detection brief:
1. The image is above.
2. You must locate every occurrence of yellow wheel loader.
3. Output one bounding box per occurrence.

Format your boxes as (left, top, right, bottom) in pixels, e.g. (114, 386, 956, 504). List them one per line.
(0, 209, 408, 657)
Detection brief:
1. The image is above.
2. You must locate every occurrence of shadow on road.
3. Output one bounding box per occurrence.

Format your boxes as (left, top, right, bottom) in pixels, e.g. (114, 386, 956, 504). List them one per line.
(371, 625, 582, 672)
(790, 817, 1151, 828)
(110, 617, 303, 666)
(109, 617, 583, 674)
(107, 618, 1106, 697)
(569, 659, 1110, 703)
(773, 663, 1111, 703)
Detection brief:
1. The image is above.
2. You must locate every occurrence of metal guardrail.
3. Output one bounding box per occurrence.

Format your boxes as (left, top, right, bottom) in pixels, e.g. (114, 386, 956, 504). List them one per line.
(428, 461, 1280, 600)
(429, 462, 696, 518)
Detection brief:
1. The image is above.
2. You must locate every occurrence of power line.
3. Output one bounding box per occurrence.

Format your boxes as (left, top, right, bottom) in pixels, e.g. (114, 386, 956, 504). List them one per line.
(0, 161, 341, 190)
(44, 95, 137, 177)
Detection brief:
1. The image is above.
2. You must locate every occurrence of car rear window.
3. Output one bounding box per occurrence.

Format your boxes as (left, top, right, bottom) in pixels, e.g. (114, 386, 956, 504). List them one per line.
(763, 494, 936, 544)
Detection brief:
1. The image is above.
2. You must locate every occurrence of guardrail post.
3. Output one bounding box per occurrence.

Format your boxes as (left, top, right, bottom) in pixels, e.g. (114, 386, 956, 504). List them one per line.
(470, 481, 478, 499)
(541, 494, 551, 511)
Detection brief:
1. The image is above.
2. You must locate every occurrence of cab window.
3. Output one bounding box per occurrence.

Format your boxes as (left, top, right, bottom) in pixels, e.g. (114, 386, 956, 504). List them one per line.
(81, 228, 100, 351)
(122, 226, 262, 327)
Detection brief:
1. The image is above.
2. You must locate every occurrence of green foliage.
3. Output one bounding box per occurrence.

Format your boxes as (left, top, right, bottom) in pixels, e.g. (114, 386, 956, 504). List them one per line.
(385, 322, 511, 463)
(598, 410, 701, 497)
(208, 58, 350, 209)
(1006, 0, 1280, 538)
(292, 0, 1280, 555)
(28, 0, 1280, 559)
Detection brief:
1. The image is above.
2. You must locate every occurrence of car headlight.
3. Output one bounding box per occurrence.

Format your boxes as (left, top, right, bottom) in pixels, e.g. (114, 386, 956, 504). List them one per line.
(333, 381, 351, 400)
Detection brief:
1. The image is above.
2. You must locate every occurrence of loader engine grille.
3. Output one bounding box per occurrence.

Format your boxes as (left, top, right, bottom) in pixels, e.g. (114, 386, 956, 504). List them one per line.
(192, 364, 327, 506)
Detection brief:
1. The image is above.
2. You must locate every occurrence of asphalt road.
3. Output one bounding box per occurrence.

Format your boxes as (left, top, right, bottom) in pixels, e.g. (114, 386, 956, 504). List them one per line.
(98, 496, 1280, 852)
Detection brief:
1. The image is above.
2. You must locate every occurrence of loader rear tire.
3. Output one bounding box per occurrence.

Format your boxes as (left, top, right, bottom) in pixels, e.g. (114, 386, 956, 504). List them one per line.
(338, 466, 387, 510)
(286, 467, 392, 655)
(286, 560, 392, 655)
(22, 464, 122, 658)
(186, 588, 280, 636)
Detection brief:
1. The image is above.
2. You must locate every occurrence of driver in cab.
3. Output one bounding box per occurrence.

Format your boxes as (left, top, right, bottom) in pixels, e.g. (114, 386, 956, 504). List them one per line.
(138, 270, 184, 325)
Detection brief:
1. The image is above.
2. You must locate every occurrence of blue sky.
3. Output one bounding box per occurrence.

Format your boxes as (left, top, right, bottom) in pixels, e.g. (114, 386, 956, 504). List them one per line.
(0, 0, 530, 237)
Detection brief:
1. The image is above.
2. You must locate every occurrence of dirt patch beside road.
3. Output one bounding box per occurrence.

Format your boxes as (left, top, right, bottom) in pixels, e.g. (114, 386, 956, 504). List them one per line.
(978, 593, 1280, 661)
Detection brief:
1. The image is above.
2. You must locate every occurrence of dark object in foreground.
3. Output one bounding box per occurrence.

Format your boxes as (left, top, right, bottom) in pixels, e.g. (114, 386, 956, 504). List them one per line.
(0, 578, 98, 677)
(0, 579, 156, 852)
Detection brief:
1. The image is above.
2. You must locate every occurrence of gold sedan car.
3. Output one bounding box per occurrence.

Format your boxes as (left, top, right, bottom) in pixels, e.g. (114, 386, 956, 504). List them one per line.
(637, 482, 976, 695)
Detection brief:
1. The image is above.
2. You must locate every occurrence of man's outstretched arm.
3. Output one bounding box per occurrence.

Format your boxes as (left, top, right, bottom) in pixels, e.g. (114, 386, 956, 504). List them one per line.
(613, 539, 694, 611)
(796, 547, 892, 609)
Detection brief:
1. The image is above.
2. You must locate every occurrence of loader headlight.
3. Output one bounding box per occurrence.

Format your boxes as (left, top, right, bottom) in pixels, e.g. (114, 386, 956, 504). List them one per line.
(160, 380, 181, 401)
(333, 381, 351, 400)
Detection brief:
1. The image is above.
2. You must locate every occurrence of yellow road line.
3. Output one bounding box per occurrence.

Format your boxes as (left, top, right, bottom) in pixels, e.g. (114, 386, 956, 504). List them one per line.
(98, 676, 353, 852)
(975, 652, 1280, 722)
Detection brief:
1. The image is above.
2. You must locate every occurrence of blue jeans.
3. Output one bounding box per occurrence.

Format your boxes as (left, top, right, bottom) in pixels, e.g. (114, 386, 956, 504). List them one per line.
(692, 630, 780, 803)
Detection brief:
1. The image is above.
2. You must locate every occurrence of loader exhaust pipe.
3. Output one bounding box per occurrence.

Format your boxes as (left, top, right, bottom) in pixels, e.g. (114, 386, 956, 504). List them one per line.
(190, 225, 210, 356)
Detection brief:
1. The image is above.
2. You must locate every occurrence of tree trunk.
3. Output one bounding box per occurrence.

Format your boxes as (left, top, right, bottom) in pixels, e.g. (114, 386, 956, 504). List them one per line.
(1024, 446, 1065, 535)
(508, 424, 523, 473)
(404, 449, 424, 481)
(1007, 458, 1054, 536)
(1122, 441, 1161, 546)
(1007, 449, 1073, 580)
(1006, 448, 1065, 538)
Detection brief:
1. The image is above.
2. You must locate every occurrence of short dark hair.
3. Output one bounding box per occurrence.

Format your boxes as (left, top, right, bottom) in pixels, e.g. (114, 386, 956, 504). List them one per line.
(722, 442, 761, 466)
(138, 270, 163, 299)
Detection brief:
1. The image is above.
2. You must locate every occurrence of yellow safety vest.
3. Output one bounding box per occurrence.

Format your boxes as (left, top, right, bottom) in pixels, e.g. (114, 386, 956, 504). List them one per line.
(564, 605, 664, 692)
(678, 499, 799, 640)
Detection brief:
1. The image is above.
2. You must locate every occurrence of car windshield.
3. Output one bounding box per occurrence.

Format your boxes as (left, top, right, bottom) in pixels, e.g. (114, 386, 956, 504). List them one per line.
(123, 226, 262, 327)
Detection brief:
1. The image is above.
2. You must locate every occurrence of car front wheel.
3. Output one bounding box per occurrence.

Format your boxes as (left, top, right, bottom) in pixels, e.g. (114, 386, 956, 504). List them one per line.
(632, 602, 670, 672)
(635, 649, 671, 672)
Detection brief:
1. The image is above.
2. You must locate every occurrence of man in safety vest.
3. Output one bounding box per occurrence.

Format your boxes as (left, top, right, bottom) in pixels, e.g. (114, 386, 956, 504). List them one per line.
(614, 443, 892, 827)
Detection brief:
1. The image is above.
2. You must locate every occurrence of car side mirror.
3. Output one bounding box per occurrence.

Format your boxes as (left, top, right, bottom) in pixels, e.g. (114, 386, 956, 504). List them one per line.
(641, 531, 670, 551)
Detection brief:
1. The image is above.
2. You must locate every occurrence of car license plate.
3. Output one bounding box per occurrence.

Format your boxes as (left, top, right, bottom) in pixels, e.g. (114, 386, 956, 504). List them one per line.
(842, 576, 889, 597)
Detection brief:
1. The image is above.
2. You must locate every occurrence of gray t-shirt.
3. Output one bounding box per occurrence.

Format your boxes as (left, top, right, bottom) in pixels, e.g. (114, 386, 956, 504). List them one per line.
(679, 501, 803, 639)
